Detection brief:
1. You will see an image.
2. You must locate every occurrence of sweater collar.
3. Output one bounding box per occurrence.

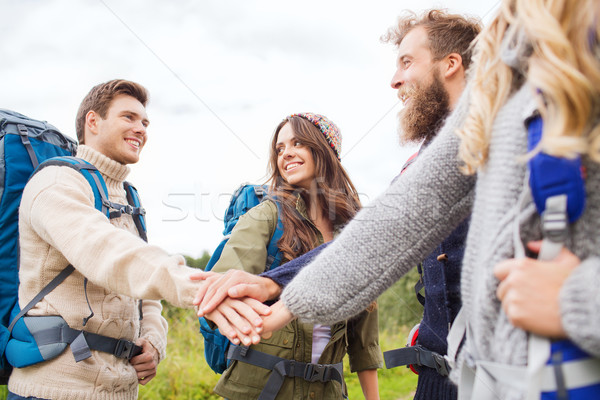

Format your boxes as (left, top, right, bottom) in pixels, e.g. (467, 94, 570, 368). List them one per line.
(76, 145, 130, 183)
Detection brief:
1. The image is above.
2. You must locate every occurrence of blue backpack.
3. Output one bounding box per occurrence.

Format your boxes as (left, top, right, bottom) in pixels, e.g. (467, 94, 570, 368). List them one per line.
(0, 110, 147, 384)
(199, 184, 283, 373)
(526, 114, 599, 400)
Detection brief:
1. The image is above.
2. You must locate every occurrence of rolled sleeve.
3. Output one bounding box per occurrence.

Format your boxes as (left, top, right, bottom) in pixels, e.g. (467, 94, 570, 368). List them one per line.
(346, 306, 383, 372)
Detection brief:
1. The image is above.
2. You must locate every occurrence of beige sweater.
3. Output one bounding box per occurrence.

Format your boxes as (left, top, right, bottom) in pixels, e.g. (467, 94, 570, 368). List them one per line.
(9, 146, 200, 400)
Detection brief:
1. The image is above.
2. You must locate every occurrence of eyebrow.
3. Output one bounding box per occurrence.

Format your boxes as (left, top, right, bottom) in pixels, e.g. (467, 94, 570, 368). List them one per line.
(121, 109, 150, 126)
(276, 135, 297, 147)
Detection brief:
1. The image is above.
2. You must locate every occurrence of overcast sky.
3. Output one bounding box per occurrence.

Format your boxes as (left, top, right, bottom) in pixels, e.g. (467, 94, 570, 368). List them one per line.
(2, 0, 500, 257)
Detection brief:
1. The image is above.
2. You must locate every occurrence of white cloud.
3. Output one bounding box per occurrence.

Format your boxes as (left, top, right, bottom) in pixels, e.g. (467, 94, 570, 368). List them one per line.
(1, 0, 499, 257)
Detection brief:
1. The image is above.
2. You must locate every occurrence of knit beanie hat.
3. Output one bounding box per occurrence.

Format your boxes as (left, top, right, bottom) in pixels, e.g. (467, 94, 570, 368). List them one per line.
(288, 112, 342, 160)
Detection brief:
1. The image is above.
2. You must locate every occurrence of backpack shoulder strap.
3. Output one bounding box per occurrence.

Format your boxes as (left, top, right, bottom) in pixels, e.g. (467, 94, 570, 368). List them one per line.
(8, 265, 75, 333)
(34, 156, 111, 217)
(265, 198, 284, 270)
(123, 181, 147, 242)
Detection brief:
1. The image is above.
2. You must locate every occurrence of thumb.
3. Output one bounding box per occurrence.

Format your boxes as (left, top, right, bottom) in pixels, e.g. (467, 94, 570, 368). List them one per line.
(526, 240, 543, 254)
(190, 271, 217, 281)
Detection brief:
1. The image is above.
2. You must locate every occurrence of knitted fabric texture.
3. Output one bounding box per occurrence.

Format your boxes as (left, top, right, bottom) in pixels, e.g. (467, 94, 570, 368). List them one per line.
(288, 112, 342, 159)
(281, 83, 600, 400)
(10, 145, 201, 400)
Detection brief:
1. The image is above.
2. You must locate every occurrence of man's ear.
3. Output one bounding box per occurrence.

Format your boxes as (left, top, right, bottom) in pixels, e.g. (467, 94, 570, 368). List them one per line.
(85, 110, 100, 141)
(442, 53, 463, 79)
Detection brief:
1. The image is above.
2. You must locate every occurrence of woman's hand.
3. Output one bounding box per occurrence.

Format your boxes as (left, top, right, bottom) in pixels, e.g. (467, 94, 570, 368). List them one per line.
(260, 300, 295, 339)
(191, 270, 281, 317)
(494, 241, 579, 338)
(203, 297, 271, 346)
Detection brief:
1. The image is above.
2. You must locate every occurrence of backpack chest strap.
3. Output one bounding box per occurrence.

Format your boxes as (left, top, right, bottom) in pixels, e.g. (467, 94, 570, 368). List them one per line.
(227, 345, 345, 400)
(28, 317, 142, 362)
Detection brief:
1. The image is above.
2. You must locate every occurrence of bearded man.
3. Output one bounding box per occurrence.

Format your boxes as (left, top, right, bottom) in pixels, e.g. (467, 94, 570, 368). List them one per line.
(383, 10, 481, 400)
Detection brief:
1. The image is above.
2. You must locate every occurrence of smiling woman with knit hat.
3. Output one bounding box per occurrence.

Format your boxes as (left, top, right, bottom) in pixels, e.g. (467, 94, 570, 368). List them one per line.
(204, 113, 382, 399)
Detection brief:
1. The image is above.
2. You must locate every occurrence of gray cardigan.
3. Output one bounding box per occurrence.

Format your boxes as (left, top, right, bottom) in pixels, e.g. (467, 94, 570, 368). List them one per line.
(281, 82, 600, 399)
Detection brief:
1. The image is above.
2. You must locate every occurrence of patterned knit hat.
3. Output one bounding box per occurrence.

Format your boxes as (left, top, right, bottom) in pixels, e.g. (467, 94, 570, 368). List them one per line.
(288, 112, 342, 160)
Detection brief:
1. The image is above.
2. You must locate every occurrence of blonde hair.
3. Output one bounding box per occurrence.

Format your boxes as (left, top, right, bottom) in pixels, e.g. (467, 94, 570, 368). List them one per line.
(458, 0, 600, 174)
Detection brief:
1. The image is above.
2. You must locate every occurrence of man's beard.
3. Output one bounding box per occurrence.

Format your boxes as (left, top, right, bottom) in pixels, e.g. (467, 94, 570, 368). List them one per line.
(398, 72, 450, 145)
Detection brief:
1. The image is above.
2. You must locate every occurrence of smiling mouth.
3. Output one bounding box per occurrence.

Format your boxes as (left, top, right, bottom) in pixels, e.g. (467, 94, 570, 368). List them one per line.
(399, 93, 410, 105)
(125, 139, 141, 149)
(285, 162, 302, 171)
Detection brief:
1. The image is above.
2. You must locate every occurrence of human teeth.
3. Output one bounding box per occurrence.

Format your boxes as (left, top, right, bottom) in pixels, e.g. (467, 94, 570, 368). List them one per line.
(286, 163, 300, 170)
(125, 139, 140, 148)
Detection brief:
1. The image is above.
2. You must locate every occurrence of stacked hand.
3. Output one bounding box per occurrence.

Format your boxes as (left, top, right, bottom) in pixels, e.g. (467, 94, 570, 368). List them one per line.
(191, 270, 293, 345)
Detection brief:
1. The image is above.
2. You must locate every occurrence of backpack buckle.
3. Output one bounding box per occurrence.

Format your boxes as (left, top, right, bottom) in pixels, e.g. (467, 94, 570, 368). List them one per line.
(114, 339, 136, 359)
(17, 124, 28, 136)
(120, 204, 133, 215)
(541, 206, 568, 243)
(304, 363, 326, 382)
(432, 353, 450, 376)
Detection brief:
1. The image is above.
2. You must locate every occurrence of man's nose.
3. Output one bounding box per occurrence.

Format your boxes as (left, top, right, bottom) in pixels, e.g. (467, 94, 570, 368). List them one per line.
(390, 67, 404, 89)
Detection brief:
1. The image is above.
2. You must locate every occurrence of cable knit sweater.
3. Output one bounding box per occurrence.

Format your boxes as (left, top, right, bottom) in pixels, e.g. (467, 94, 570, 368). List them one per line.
(9, 146, 201, 400)
(281, 82, 600, 399)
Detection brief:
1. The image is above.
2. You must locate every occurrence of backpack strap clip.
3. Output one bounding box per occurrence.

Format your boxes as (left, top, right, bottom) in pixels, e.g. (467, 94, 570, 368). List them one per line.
(303, 362, 332, 382)
(114, 338, 138, 359)
(541, 195, 568, 243)
(16, 123, 40, 168)
(384, 344, 450, 376)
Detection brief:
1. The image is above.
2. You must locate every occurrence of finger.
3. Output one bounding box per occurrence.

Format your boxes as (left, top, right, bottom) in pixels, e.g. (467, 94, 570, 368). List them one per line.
(525, 240, 543, 255)
(496, 278, 509, 302)
(219, 302, 260, 341)
(200, 285, 240, 316)
(199, 273, 235, 313)
(229, 299, 266, 332)
(241, 297, 272, 318)
(130, 353, 152, 366)
(206, 310, 241, 345)
(194, 274, 223, 308)
(133, 361, 156, 374)
(138, 371, 156, 385)
(229, 283, 269, 302)
(493, 259, 516, 281)
(190, 270, 218, 281)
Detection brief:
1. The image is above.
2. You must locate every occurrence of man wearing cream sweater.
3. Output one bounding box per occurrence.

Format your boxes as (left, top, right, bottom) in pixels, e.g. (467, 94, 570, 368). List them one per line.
(7, 79, 201, 400)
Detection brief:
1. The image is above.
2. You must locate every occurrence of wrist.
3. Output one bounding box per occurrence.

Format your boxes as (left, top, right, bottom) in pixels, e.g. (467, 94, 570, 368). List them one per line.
(265, 277, 282, 300)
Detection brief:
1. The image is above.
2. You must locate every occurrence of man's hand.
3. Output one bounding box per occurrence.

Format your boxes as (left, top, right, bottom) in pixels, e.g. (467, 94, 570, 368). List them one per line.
(191, 269, 282, 316)
(494, 241, 579, 338)
(261, 300, 295, 339)
(204, 297, 271, 346)
(130, 338, 160, 385)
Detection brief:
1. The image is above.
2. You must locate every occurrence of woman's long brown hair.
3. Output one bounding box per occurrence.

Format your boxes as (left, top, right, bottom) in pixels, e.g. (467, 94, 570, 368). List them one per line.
(267, 116, 361, 261)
